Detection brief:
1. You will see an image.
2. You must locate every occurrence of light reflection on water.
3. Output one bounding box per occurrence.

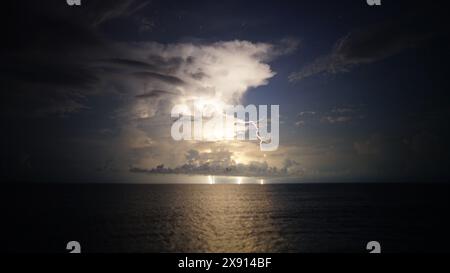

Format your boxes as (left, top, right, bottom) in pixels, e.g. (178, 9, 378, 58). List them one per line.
(6, 183, 446, 253)
(185, 184, 281, 252)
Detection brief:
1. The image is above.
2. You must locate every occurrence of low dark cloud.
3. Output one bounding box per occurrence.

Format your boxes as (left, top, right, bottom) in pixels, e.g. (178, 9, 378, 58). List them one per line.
(2, 2, 106, 116)
(130, 149, 304, 177)
(135, 90, 178, 99)
(3, 61, 99, 88)
(1, 1, 187, 117)
(104, 58, 160, 71)
(131, 71, 186, 85)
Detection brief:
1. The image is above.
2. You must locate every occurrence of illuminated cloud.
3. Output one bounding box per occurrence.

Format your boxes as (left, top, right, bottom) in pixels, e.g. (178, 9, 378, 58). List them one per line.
(121, 40, 277, 111)
(103, 39, 293, 174)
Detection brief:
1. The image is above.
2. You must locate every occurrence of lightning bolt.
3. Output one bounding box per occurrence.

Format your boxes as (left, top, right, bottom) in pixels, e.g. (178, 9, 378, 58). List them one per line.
(190, 100, 272, 147)
(231, 115, 271, 147)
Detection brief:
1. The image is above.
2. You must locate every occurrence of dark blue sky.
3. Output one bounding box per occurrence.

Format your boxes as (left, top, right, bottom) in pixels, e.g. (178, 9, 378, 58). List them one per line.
(2, 0, 450, 182)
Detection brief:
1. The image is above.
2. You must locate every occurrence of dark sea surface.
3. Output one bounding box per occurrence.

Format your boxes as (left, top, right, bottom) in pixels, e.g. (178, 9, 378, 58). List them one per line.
(2, 183, 450, 253)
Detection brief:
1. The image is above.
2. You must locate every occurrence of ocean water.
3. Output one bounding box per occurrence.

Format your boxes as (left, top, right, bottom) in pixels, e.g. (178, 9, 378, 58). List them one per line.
(2, 183, 450, 253)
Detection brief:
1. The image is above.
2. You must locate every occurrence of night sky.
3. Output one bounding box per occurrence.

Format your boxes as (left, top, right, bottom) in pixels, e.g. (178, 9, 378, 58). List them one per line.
(2, 0, 450, 183)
